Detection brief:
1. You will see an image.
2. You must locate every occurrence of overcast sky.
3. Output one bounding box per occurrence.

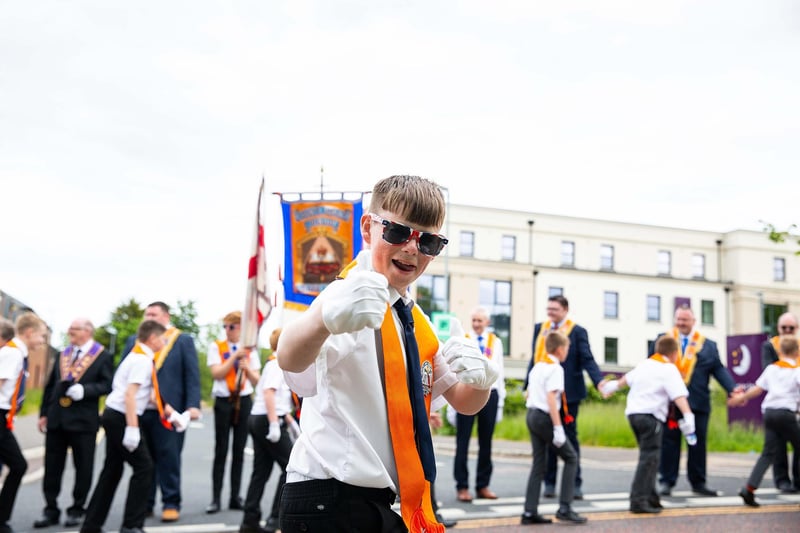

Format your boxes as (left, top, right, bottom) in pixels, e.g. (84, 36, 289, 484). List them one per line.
(2, 0, 798, 343)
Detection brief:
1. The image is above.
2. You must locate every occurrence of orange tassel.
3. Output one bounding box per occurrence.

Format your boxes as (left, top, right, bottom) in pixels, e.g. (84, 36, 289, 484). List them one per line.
(409, 508, 445, 533)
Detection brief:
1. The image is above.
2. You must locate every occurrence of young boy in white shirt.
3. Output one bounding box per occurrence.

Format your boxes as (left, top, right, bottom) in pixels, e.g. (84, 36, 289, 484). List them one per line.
(729, 335, 800, 507)
(600, 335, 694, 514)
(521, 331, 587, 525)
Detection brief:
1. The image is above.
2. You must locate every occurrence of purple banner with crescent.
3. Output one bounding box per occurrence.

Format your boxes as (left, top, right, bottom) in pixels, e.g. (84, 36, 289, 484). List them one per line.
(727, 333, 768, 426)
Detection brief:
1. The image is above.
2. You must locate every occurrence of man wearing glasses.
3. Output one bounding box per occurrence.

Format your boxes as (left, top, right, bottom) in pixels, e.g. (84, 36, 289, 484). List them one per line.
(205, 311, 261, 514)
(760, 312, 800, 493)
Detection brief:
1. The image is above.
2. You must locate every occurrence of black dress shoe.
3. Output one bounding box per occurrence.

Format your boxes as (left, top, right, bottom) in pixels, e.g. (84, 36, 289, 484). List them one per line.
(521, 513, 552, 524)
(435, 512, 458, 528)
(630, 504, 662, 514)
(205, 501, 221, 514)
(739, 487, 759, 507)
(692, 485, 719, 496)
(229, 497, 245, 510)
(33, 515, 59, 528)
(64, 514, 83, 527)
(777, 482, 798, 494)
(556, 508, 588, 524)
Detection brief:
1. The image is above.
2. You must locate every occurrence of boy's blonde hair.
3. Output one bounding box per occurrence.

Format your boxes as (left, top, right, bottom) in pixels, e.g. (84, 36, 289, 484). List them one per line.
(223, 311, 242, 325)
(780, 335, 799, 357)
(545, 330, 569, 353)
(369, 175, 446, 229)
(14, 311, 45, 335)
(655, 335, 679, 356)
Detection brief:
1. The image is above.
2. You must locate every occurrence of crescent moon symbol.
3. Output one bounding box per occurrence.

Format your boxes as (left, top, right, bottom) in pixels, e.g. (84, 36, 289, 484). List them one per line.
(733, 343, 751, 376)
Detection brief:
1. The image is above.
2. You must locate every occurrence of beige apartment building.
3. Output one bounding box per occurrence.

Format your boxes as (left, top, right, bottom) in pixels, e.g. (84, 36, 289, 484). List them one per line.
(415, 204, 799, 371)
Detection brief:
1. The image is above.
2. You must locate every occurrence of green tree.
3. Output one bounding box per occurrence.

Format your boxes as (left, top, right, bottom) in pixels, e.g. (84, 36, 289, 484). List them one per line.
(96, 298, 144, 364)
(762, 222, 800, 255)
(171, 299, 201, 338)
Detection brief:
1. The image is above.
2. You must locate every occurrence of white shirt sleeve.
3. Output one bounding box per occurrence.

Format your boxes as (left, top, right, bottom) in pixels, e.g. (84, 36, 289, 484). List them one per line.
(207, 341, 222, 367)
(128, 356, 152, 385)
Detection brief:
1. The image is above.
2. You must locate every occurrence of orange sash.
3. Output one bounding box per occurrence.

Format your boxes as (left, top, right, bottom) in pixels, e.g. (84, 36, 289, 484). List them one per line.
(771, 335, 781, 355)
(380, 304, 443, 533)
(649, 353, 670, 364)
(154, 327, 181, 370)
(537, 354, 572, 424)
(773, 359, 799, 369)
(671, 329, 704, 385)
(132, 343, 173, 430)
(216, 340, 245, 394)
(533, 320, 575, 364)
(4, 340, 24, 430)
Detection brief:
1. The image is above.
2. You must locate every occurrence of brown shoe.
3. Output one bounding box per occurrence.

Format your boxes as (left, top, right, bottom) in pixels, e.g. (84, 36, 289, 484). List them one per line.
(476, 487, 498, 500)
(161, 508, 180, 522)
(456, 488, 473, 502)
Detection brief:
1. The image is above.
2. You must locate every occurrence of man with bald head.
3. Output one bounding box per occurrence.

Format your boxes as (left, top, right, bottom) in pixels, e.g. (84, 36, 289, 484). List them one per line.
(760, 312, 800, 492)
(34, 318, 113, 529)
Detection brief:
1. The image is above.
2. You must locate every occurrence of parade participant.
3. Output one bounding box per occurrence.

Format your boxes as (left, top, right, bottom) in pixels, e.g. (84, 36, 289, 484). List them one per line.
(0, 318, 13, 347)
(759, 312, 799, 492)
(654, 305, 737, 497)
(34, 318, 113, 528)
(454, 306, 506, 502)
(206, 311, 261, 514)
(600, 335, 694, 514)
(731, 335, 800, 507)
(0, 312, 47, 533)
(278, 175, 498, 532)
(524, 295, 603, 499)
(81, 320, 190, 533)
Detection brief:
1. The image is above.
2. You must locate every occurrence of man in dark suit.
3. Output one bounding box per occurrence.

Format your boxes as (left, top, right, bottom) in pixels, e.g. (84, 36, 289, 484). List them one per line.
(123, 301, 201, 523)
(524, 295, 603, 499)
(34, 318, 113, 529)
(760, 312, 799, 493)
(654, 304, 738, 497)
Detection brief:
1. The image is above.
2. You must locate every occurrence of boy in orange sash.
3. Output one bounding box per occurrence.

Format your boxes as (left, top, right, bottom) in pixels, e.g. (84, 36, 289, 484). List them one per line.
(729, 335, 800, 507)
(600, 335, 694, 514)
(278, 175, 499, 533)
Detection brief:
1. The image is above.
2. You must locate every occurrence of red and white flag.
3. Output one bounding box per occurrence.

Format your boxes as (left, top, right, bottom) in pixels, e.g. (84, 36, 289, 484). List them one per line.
(241, 178, 273, 349)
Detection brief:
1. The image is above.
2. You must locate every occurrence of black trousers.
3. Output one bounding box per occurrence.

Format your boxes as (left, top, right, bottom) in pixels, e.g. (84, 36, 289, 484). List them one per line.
(140, 409, 184, 511)
(628, 414, 662, 508)
(771, 431, 800, 488)
(42, 427, 97, 519)
(242, 415, 291, 527)
(544, 402, 582, 489)
(524, 408, 577, 514)
(747, 409, 800, 489)
(280, 478, 403, 533)
(212, 395, 253, 503)
(454, 388, 499, 490)
(0, 409, 28, 524)
(81, 409, 153, 532)
(659, 410, 710, 488)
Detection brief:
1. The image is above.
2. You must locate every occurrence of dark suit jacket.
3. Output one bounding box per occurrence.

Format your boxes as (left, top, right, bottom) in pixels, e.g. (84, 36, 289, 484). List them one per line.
(123, 332, 201, 412)
(40, 346, 114, 433)
(525, 322, 604, 403)
(650, 333, 736, 414)
(761, 338, 779, 370)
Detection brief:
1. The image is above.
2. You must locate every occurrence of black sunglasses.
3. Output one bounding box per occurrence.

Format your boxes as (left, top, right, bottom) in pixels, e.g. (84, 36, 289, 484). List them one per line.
(779, 325, 796, 332)
(369, 213, 448, 257)
(225, 324, 239, 331)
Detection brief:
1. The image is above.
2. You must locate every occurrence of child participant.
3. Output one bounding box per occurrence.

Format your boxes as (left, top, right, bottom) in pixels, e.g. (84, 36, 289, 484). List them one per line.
(521, 330, 587, 525)
(277, 175, 499, 532)
(600, 335, 695, 514)
(729, 335, 800, 507)
(80, 320, 190, 533)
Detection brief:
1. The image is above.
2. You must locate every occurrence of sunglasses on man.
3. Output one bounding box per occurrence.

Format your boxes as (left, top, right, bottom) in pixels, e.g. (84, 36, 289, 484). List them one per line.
(369, 213, 448, 257)
(779, 325, 797, 332)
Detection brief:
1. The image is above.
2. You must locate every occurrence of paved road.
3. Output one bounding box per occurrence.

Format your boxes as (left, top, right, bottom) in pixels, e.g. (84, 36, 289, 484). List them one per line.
(4, 411, 798, 532)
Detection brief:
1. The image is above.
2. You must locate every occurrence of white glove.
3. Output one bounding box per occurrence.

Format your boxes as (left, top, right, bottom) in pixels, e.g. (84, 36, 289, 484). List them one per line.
(321, 271, 390, 334)
(599, 380, 619, 397)
(168, 410, 192, 433)
(443, 320, 499, 390)
(122, 426, 140, 452)
(287, 419, 301, 442)
(496, 405, 503, 424)
(65, 384, 84, 401)
(552, 425, 566, 448)
(678, 412, 696, 437)
(267, 421, 281, 443)
(446, 405, 457, 427)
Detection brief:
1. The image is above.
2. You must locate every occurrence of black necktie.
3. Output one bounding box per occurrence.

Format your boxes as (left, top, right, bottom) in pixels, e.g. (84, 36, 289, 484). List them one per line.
(73, 348, 82, 363)
(393, 299, 437, 482)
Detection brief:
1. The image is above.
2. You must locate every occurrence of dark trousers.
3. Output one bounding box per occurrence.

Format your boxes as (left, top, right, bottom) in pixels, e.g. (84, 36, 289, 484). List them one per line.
(140, 409, 184, 511)
(81, 409, 153, 532)
(544, 402, 581, 489)
(747, 409, 800, 489)
(524, 408, 577, 514)
(42, 427, 97, 519)
(659, 410, 710, 488)
(454, 388, 499, 491)
(242, 415, 292, 527)
(212, 395, 252, 503)
(628, 414, 662, 508)
(0, 409, 28, 524)
(279, 478, 403, 533)
(771, 432, 800, 488)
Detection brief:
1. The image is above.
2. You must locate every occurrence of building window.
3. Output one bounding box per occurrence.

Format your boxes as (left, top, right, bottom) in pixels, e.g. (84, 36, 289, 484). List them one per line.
(600, 244, 614, 271)
(501, 235, 516, 261)
(549, 286, 563, 297)
(479, 279, 512, 353)
(416, 274, 449, 315)
(774, 257, 786, 281)
(459, 231, 474, 257)
(647, 295, 661, 322)
(604, 291, 619, 319)
(561, 241, 575, 267)
(657, 250, 671, 276)
(692, 254, 705, 279)
(701, 300, 714, 325)
(604, 337, 618, 364)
